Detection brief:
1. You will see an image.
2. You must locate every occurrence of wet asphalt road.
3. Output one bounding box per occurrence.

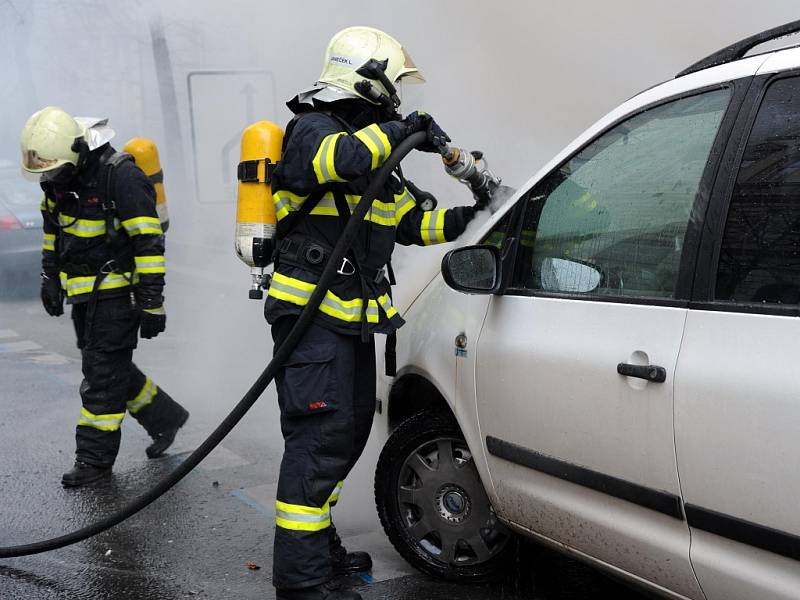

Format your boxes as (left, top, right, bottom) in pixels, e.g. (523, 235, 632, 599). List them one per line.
(0, 253, 648, 600)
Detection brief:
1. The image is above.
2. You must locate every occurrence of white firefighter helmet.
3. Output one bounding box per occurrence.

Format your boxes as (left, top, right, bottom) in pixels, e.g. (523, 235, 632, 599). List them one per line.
(317, 26, 424, 106)
(20, 106, 85, 174)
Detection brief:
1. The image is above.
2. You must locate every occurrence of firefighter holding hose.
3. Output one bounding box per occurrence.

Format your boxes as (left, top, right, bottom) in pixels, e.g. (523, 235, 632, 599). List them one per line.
(263, 27, 485, 600)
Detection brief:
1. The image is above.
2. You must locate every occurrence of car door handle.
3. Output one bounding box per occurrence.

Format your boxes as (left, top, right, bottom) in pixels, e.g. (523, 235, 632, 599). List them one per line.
(617, 362, 667, 383)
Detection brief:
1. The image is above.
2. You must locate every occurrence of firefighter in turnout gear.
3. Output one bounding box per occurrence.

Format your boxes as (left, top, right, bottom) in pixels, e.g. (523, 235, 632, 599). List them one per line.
(20, 107, 189, 487)
(265, 27, 484, 600)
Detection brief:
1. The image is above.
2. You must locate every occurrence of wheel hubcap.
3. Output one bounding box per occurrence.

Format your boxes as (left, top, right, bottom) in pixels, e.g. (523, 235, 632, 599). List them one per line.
(397, 436, 510, 566)
(436, 485, 471, 523)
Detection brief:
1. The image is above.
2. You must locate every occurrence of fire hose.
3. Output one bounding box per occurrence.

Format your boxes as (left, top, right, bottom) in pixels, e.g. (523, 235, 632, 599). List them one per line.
(0, 131, 429, 559)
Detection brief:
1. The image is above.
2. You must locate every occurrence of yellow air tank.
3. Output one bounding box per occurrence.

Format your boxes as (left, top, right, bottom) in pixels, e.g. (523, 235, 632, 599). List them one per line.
(235, 121, 283, 299)
(123, 138, 169, 232)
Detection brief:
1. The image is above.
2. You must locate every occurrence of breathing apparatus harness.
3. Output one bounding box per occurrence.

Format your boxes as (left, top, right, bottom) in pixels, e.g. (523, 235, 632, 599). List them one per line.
(42, 142, 144, 342)
(273, 108, 406, 339)
(0, 131, 428, 560)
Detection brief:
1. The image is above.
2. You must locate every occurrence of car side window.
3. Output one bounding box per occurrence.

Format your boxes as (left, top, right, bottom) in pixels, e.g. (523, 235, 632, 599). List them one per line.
(715, 76, 800, 307)
(511, 89, 731, 299)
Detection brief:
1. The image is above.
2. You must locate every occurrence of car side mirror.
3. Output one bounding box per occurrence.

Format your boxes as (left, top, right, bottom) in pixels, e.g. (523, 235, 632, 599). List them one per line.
(442, 245, 502, 294)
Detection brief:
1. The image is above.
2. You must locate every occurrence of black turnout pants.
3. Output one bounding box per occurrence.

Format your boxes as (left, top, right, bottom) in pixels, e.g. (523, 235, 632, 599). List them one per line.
(271, 316, 376, 590)
(71, 296, 186, 467)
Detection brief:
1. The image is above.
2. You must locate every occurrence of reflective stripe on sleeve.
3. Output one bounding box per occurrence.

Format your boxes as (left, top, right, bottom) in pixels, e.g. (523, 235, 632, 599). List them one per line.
(122, 216, 163, 236)
(42, 233, 56, 252)
(78, 407, 125, 432)
(268, 272, 381, 323)
(127, 377, 158, 414)
(273, 189, 307, 221)
(394, 189, 417, 224)
(421, 209, 447, 245)
(354, 124, 392, 170)
(376, 294, 398, 318)
(312, 132, 347, 184)
(134, 255, 166, 275)
(275, 500, 331, 532)
(328, 481, 344, 506)
(59, 272, 132, 297)
(40, 196, 56, 211)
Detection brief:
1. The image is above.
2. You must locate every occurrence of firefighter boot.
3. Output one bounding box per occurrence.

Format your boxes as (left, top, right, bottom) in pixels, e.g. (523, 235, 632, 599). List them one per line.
(330, 529, 372, 575)
(276, 579, 362, 600)
(146, 406, 189, 459)
(61, 461, 112, 487)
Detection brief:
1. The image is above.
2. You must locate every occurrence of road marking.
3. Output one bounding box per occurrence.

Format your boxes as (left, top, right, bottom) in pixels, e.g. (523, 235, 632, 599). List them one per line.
(29, 352, 72, 365)
(0, 340, 42, 353)
(0, 329, 19, 339)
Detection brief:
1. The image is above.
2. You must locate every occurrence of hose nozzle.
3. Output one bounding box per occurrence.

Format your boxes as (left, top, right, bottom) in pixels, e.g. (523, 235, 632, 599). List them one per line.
(440, 145, 501, 209)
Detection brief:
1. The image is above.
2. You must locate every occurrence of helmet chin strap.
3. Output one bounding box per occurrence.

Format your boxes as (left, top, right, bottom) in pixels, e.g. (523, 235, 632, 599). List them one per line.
(354, 58, 402, 115)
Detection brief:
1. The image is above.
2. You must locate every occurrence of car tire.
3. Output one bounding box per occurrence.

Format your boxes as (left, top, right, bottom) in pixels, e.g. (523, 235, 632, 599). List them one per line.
(375, 409, 515, 582)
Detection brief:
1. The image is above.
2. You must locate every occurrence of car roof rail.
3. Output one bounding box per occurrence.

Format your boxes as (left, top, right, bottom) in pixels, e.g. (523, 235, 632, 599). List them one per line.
(676, 19, 800, 78)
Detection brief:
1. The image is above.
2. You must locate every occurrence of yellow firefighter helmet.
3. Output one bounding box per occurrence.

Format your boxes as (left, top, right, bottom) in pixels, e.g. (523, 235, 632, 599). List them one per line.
(317, 26, 424, 106)
(20, 106, 85, 174)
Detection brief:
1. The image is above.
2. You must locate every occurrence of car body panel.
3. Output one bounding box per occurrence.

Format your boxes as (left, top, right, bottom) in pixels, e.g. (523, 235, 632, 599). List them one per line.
(675, 311, 800, 599)
(474, 297, 702, 598)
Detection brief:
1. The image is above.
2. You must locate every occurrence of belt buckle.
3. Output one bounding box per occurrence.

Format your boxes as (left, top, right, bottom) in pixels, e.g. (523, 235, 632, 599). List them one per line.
(374, 267, 386, 284)
(337, 257, 356, 276)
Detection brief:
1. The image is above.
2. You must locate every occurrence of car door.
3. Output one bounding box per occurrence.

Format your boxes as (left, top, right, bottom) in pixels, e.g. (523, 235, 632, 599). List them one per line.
(473, 87, 735, 597)
(675, 73, 800, 600)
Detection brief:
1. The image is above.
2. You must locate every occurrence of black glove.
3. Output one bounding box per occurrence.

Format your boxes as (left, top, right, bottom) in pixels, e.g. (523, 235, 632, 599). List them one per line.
(403, 111, 451, 153)
(139, 306, 166, 339)
(40, 273, 64, 317)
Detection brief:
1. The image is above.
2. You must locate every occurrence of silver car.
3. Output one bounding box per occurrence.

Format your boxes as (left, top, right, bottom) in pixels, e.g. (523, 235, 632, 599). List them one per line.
(0, 159, 42, 294)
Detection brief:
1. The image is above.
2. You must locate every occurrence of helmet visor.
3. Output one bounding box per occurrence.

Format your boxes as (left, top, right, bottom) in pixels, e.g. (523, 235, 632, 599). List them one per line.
(22, 149, 60, 172)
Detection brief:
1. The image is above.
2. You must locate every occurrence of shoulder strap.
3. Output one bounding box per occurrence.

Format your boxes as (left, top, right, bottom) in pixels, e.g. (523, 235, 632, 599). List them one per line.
(100, 151, 135, 251)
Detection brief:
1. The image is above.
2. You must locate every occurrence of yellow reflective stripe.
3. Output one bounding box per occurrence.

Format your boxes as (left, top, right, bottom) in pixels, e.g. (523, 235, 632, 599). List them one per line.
(421, 209, 447, 245)
(59, 215, 107, 238)
(268, 272, 381, 323)
(275, 500, 331, 532)
(306, 193, 396, 226)
(573, 190, 597, 211)
(40, 196, 56, 211)
(42, 233, 56, 251)
(59, 272, 132, 296)
(78, 407, 125, 432)
(354, 124, 392, 170)
(520, 229, 536, 248)
(421, 212, 433, 245)
(127, 377, 157, 414)
(134, 255, 165, 274)
(328, 481, 344, 505)
(308, 194, 340, 217)
(312, 132, 347, 184)
(394, 189, 417, 224)
(377, 293, 398, 318)
(273, 189, 308, 221)
(122, 216, 162, 236)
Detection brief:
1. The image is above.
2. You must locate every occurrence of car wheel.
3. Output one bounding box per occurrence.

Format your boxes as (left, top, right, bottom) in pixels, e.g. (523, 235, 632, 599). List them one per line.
(375, 409, 514, 582)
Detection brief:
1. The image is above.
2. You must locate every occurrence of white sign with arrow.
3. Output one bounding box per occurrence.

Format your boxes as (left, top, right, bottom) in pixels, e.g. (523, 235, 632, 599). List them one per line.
(187, 70, 277, 205)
